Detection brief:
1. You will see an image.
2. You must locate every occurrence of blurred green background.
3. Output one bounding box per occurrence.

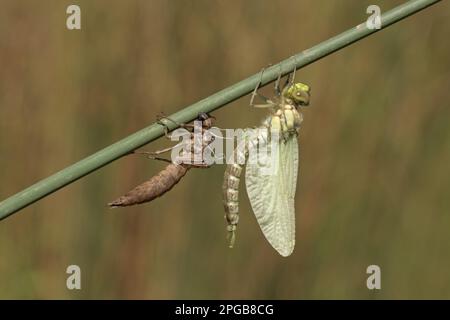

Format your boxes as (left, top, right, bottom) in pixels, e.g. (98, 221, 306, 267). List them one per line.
(0, 0, 449, 299)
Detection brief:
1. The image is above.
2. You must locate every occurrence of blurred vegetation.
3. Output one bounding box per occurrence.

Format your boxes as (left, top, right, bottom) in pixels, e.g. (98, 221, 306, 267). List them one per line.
(0, 0, 449, 299)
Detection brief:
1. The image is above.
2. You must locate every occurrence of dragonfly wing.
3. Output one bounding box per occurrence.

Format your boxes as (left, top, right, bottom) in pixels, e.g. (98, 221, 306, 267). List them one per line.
(245, 134, 298, 257)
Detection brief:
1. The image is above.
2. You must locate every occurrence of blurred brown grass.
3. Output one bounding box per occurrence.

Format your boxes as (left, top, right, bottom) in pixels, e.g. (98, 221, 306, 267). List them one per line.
(0, 0, 449, 299)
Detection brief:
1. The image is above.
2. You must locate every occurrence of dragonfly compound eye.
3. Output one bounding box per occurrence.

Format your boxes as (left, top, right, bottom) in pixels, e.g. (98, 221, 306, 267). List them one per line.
(287, 83, 310, 106)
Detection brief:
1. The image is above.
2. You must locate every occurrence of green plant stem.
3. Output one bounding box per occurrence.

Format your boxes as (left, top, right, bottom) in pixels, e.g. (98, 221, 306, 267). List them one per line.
(0, 0, 442, 220)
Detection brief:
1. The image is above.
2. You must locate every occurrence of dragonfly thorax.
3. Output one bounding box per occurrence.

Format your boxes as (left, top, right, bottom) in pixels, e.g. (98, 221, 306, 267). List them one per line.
(264, 104, 303, 140)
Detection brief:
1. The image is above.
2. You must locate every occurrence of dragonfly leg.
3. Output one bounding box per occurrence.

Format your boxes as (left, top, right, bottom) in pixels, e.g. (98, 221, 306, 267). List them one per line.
(189, 163, 210, 168)
(202, 144, 229, 164)
(205, 127, 235, 139)
(155, 116, 174, 139)
(282, 73, 291, 90)
(282, 56, 298, 89)
(274, 64, 283, 97)
(156, 113, 196, 137)
(291, 55, 297, 85)
(133, 144, 182, 163)
(149, 156, 172, 164)
(134, 144, 178, 156)
(158, 112, 211, 131)
(250, 66, 276, 108)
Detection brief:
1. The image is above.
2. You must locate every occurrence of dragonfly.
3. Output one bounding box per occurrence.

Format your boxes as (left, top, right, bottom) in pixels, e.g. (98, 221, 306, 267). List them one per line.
(222, 68, 311, 257)
(108, 112, 216, 207)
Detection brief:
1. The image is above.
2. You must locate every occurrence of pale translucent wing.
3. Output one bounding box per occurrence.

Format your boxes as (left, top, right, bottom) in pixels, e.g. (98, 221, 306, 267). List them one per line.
(245, 133, 298, 257)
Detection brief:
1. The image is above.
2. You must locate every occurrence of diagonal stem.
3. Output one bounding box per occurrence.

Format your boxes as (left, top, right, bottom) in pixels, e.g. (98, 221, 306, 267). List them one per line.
(0, 0, 442, 220)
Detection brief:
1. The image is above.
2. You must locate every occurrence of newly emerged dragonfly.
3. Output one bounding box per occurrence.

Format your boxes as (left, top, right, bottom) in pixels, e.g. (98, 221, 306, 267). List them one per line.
(223, 69, 311, 256)
(108, 113, 216, 207)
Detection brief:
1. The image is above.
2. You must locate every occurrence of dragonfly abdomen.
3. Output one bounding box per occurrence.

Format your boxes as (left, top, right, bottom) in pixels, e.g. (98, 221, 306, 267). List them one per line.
(222, 163, 244, 247)
(108, 163, 189, 207)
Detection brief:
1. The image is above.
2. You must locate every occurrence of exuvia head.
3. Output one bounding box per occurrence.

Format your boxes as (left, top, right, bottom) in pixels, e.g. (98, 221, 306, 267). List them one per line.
(197, 112, 215, 128)
(283, 82, 311, 107)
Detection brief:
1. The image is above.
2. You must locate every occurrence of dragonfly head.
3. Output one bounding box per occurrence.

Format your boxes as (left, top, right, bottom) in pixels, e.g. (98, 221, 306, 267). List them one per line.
(197, 112, 215, 128)
(284, 82, 310, 107)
